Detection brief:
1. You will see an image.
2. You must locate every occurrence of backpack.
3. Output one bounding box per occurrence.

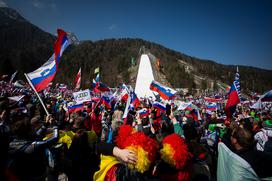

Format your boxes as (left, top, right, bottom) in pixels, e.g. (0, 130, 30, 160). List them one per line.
(6, 141, 31, 180)
(7, 141, 47, 180)
(259, 129, 272, 152)
(264, 135, 272, 152)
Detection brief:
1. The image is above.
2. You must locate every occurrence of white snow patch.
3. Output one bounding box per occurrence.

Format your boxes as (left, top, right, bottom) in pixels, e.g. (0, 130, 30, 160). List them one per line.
(135, 54, 155, 99)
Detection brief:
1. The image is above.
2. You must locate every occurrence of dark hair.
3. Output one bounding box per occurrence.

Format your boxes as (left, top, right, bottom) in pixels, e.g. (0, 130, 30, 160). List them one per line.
(183, 124, 198, 141)
(240, 118, 253, 132)
(94, 107, 100, 115)
(117, 105, 123, 111)
(11, 117, 32, 140)
(0, 100, 8, 112)
(232, 127, 253, 149)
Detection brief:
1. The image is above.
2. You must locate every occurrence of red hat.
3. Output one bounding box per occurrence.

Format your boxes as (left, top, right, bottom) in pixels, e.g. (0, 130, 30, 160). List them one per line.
(115, 125, 159, 173)
(160, 133, 192, 180)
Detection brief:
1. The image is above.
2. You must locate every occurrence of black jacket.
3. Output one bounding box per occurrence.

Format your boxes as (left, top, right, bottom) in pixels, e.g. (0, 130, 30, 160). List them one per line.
(236, 148, 272, 178)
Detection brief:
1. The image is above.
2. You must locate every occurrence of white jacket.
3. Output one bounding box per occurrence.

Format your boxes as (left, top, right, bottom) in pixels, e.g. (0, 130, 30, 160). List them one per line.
(254, 128, 272, 151)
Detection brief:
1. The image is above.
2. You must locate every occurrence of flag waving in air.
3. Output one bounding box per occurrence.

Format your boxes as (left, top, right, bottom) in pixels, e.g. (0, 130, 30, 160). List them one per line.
(152, 101, 166, 111)
(150, 80, 177, 100)
(206, 103, 218, 111)
(26, 29, 72, 92)
(75, 68, 81, 89)
(102, 95, 111, 109)
(138, 108, 149, 118)
(54, 29, 71, 64)
(251, 90, 272, 109)
(130, 90, 140, 109)
(92, 73, 110, 92)
(120, 84, 129, 101)
(259, 90, 272, 102)
(225, 67, 241, 118)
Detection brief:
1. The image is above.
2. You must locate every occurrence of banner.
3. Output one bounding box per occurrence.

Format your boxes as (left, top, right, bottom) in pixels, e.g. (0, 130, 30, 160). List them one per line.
(73, 89, 91, 103)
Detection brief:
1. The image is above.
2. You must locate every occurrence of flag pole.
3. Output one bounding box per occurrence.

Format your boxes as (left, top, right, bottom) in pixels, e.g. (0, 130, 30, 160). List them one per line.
(24, 73, 50, 116)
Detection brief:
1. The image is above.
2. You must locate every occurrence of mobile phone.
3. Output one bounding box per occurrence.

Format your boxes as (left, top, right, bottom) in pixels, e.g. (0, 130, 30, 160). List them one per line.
(166, 104, 171, 116)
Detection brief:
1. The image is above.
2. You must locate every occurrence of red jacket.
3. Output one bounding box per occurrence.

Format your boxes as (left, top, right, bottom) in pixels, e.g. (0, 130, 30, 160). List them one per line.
(85, 112, 102, 136)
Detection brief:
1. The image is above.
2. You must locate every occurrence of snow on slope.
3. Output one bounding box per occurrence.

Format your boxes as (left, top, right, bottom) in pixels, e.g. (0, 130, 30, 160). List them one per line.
(135, 54, 155, 99)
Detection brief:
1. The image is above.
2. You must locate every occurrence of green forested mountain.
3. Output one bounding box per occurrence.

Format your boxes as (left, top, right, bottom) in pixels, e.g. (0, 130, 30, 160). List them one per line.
(0, 7, 55, 75)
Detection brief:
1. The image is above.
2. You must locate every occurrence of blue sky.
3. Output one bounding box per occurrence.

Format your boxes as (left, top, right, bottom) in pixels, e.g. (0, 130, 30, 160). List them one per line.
(2, 0, 272, 70)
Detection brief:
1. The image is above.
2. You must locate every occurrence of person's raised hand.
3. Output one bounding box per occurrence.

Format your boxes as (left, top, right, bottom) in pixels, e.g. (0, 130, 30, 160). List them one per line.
(136, 112, 142, 125)
(45, 114, 53, 124)
(150, 124, 155, 134)
(169, 110, 177, 124)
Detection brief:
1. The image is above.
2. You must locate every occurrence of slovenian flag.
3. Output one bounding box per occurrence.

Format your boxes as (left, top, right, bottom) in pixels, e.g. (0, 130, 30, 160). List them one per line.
(138, 108, 149, 118)
(68, 103, 84, 113)
(92, 82, 110, 93)
(120, 84, 129, 101)
(152, 101, 166, 111)
(91, 74, 100, 89)
(251, 90, 272, 109)
(92, 79, 96, 88)
(206, 103, 217, 111)
(260, 90, 272, 102)
(102, 95, 111, 109)
(130, 91, 140, 109)
(191, 108, 201, 121)
(95, 73, 100, 82)
(26, 29, 70, 92)
(150, 80, 177, 100)
(96, 82, 110, 92)
(185, 103, 195, 111)
(92, 74, 110, 92)
(225, 70, 241, 118)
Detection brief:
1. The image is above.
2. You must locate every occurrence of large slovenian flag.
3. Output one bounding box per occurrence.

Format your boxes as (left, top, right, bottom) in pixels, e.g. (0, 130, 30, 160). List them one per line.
(26, 29, 70, 92)
(225, 70, 241, 118)
(150, 80, 177, 100)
